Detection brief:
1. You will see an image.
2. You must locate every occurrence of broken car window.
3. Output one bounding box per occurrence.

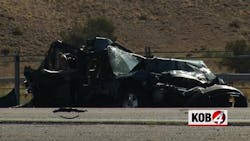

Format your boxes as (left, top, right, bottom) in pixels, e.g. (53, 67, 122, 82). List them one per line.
(107, 45, 142, 76)
(184, 61, 217, 81)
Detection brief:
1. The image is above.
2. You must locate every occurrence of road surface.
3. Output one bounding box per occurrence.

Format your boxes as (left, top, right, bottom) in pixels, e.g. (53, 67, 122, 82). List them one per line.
(1, 108, 250, 141)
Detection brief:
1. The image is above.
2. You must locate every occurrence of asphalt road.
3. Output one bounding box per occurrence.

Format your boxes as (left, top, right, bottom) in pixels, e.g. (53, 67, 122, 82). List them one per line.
(1, 108, 250, 141)
(1, 124, 250, 141)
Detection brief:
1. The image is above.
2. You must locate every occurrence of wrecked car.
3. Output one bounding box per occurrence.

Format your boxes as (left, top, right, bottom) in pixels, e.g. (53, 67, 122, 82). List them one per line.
(0, 37, 248, 107)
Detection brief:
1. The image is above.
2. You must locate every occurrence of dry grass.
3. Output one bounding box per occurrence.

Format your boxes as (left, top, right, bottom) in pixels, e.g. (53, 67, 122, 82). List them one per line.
(0, 1, 249, 70)
(0, 82, 32, 105)
(0, 0, 249, 75)
(0, 59, 41, 77)
(0, 0, 250, 54)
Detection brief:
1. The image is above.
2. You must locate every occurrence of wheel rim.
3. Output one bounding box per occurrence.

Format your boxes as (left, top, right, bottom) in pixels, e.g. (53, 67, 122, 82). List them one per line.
(123, 93, 138, 107)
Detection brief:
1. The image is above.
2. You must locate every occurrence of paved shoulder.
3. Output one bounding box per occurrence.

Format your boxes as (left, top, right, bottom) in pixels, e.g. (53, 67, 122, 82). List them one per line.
(0, 108, 250, 125)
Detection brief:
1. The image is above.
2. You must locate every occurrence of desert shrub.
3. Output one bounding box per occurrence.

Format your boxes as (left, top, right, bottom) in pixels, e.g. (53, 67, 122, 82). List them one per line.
(0, 48, 10, 56)
(229, 19, 240, 29)
(12, 26, 23, 36)
(222, 40, 250, 73)
(138, 15, 147, 21)
(61, 17, 116, 47)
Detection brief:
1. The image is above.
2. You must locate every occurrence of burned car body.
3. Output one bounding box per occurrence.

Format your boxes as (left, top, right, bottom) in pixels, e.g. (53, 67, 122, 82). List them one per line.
(1, 37, 248, 107)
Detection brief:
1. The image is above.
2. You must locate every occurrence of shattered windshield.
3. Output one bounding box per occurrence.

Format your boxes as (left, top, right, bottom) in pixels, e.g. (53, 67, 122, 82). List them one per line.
(184, 60, 217, 81)
(107, 45, 143, 76)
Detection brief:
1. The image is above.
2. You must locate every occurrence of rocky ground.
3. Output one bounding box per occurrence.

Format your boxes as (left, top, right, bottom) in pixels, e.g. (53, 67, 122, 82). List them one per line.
(0, 0, 250, 55)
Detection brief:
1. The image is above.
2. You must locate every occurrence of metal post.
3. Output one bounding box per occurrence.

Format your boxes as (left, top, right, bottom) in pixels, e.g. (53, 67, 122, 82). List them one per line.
(144, 47, 152, 58)
(14, 48, 20, 105)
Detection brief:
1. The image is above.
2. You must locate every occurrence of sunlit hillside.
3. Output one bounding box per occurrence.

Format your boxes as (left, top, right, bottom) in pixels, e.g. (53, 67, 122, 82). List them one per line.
(0, 0, 249, 55)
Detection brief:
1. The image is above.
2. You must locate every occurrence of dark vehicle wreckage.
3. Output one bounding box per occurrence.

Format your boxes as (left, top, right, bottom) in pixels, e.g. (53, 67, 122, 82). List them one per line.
(0, 37, 248, 107)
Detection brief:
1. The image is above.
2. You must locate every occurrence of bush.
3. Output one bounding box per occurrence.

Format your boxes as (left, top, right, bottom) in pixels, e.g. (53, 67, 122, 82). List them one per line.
(222, 40, 250, 73)
(12, 26, 23, 36)
(61, 17, 116, 47)
(0, 48, 10, 56)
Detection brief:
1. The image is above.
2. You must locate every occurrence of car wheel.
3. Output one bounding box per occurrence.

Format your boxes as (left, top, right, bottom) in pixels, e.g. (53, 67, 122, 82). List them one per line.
(122, 93, 139, 108)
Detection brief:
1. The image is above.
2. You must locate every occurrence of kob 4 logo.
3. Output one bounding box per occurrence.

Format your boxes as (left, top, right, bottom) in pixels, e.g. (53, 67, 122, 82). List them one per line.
(188, 110, 228, 126)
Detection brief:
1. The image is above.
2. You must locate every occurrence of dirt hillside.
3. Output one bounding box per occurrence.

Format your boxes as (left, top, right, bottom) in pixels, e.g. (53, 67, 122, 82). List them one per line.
(0, 0, 250, 55)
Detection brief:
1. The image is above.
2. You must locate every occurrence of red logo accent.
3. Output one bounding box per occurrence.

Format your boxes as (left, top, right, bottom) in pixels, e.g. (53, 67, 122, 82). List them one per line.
(212, 111, 226, 124)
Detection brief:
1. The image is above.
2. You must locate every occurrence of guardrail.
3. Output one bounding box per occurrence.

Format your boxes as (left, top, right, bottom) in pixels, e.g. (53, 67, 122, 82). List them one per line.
(0, 77, 25, 83)
(216, 73, 250, 82)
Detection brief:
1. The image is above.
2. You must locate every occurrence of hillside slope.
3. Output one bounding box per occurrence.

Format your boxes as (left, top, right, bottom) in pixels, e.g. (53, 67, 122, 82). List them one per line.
(0, 0, 250, 55)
